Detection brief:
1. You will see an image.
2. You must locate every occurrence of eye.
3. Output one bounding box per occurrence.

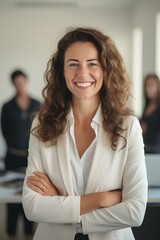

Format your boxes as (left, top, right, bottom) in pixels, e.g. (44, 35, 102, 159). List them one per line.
(89, 62, 98, 67)
(68, 63, 79, 68)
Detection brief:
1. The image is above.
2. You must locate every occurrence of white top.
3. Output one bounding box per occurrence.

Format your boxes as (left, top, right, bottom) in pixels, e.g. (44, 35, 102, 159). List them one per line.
(69, 115, 98, 233)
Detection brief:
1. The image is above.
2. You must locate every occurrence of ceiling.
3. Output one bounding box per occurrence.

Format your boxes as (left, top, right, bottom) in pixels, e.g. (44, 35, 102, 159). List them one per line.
(0, 0, 140, 8)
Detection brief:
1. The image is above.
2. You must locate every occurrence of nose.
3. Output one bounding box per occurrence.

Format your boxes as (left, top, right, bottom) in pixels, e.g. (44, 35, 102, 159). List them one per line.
(76, 65, 89, 76)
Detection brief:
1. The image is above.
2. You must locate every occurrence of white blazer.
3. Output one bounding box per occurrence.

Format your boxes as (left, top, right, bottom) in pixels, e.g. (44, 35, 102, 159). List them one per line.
(22, 107, 148, 240)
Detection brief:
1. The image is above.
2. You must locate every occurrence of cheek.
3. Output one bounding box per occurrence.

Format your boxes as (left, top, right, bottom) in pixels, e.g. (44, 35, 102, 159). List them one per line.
(64, 74, 73, 91)
(98, 80, 104, 90)
(64, 69, 73, 81)
(146, 86, 157, 96)
(96, 72, 104, 84)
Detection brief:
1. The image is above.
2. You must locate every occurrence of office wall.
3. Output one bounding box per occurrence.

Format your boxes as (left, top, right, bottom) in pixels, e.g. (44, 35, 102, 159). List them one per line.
(131, 0, 160, 117)
(133, 0, 160, 76)
(0, 5, 132, 157)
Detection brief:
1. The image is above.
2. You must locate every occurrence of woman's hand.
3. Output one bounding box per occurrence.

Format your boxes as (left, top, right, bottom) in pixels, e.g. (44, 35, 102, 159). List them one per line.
(27, 171, 60, 196)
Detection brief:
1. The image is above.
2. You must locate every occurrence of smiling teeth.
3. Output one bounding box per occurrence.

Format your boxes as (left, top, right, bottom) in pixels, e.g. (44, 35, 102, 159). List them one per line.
(76, 82, 92, 87)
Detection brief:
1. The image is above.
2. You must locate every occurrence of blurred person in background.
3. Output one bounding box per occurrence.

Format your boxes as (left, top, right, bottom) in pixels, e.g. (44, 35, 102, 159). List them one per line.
(1, 69, 40, 240)
(140, 73, 160, 153)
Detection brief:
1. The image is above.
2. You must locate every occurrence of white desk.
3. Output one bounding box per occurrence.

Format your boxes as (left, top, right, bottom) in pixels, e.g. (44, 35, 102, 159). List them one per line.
(0, 188, 22, 203)
(0, 170, 24, 203)
(147, 188, 160, 204)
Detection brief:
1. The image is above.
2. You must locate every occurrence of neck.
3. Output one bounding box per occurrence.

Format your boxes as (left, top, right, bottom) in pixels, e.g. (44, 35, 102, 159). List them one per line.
(16, 91, 28, 98)
(16, 93, 30, 110)
(72, 97, 100, 125)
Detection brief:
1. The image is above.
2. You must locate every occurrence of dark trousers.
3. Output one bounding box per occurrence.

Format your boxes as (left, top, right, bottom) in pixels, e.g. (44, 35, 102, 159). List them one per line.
(4, 153, 33, 236)
(74, 233, 89, 240)
(6, 203, 33, 236)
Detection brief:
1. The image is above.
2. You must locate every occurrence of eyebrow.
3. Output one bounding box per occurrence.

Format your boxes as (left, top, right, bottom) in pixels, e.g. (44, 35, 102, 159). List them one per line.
(66, 59, 99, 62)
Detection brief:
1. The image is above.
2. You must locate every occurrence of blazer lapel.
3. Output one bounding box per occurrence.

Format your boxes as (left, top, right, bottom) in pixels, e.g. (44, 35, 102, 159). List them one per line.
(57, 128, 74, 196)
(85, 124, 109, 194)
(85, 105, 110, 194)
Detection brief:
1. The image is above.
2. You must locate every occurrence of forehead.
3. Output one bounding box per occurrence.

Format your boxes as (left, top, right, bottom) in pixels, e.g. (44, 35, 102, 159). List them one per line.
(146, 78, 158, 85)
(64, 41, 99, 60)
(13, 75, 27, 84)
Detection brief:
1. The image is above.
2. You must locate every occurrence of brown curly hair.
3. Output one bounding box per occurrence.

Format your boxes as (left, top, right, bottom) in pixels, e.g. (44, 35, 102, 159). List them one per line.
(33, 27, 132, 150)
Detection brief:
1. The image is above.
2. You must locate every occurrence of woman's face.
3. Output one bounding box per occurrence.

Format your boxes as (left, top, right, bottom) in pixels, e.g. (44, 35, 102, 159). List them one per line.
(64, 41, 103, 102)
(145, 77, 159, 99)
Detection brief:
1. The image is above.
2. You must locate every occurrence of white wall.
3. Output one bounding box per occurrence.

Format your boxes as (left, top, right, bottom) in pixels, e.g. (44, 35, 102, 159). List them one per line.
(0, 5, 132, 157)
(133, 0, 160, 75)
(132, 0, 160, 117)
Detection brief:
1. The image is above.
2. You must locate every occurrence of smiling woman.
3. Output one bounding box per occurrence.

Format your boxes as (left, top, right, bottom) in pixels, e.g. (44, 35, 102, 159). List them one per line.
(22, 27, 148, 240)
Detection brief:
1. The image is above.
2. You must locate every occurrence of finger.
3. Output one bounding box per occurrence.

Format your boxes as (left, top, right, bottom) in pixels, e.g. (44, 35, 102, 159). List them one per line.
(27, 175, 40, 182)
(30, 172, 52, 188)
(27, 179, 47, 192)
(33, 171, 47, 179)
(27, 180, 59, 196)
(27, 175, 48, 188)
(27, 182, 44, 194)
(33, 171, 51, 184)
(28, 180, 47, 193)
(27, 176, 45, 187)
(27, 173, 58, 195)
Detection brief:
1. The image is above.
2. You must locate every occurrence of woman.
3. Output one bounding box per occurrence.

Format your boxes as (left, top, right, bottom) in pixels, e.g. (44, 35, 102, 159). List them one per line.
(140, 73, 160, 153)
(22, 27, 148, 240)
(1, 69, 40, 239)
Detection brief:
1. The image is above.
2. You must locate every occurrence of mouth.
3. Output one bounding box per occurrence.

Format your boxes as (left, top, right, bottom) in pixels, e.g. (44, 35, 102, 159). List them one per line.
(74, 82, 94, 88)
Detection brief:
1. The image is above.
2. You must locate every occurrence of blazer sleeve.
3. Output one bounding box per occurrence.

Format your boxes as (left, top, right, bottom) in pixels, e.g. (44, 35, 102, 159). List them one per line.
(22, 119, 81, 224)
(82, 117, 148, 234)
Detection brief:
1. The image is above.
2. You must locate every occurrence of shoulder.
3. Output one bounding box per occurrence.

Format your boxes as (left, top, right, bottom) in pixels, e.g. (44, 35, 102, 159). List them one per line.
(123, 115, 142, 135)
(30, 97, 40, 105)
(29, 97, 41, 111)
(1, 97, 15, 110)
(123, 115, 140, 125)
